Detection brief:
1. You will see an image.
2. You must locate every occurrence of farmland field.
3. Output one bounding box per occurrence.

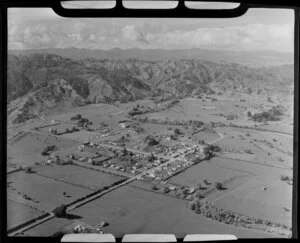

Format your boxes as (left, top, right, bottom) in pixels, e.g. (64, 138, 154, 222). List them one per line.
(7, 131, 81, 167)
(33, 164, 125, 190)
(168, 160, 248, 188)
(20, 185, 280, 238)
(59, 130, 97, 142)
(192, 130, 220, 143)
(210, 157, 293, 180)
(7, 170, 91, 212)
(7, 200, 44, 230)
(214, 128, 293, 168)
(212, 177, 292, 227)
(37, 123, 76, 134)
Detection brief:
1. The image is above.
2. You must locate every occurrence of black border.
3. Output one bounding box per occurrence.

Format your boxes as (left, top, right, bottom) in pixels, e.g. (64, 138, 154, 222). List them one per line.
(0, 1, 299, 243)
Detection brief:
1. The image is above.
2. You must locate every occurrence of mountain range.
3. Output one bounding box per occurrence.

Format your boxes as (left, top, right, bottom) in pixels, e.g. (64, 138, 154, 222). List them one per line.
(7, 52, 294, 125)
(9, 48, 293, 67)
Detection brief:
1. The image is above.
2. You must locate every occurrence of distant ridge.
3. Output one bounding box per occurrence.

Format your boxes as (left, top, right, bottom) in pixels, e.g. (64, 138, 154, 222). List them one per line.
(8, 47, 293, 67)
(7, 52, 293, 125)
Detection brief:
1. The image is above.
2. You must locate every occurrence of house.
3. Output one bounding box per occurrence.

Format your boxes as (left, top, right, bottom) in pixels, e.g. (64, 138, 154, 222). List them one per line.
(79, 157, 87, 162)
(148, 172, 155, 178)
(189, 188, 196, 194)
(169, 186, 176, 191)
(119, 123, 127, 129)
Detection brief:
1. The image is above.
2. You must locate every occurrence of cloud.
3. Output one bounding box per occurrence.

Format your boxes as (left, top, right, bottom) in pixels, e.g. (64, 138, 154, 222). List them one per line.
(122, 25, 150, 45)
(7, 13, 293, 52)
(145, 24, 293, 51)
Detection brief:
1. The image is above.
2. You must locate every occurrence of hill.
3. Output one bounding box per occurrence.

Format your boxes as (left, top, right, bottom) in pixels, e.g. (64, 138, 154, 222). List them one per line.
(7, 53, 293, 125)
(9, 47, 293, 67)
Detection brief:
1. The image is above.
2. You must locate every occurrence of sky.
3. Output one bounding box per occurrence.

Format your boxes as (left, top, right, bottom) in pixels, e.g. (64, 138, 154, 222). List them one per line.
(7, 1, 294, 52)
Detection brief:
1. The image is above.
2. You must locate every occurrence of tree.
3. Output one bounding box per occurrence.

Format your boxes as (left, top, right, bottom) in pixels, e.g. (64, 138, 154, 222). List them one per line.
(190, 202, 196, 211)
(151, 185, 159, 191)
(182, 188, 190, 196)
(164, 187, 170, 193)
(120, 135, 126, 142)
(52, 204, 67, 217)
(25, 167, 33, 173)
(174, 128, 183, 135)
(65, 128, 70, 133)
(144, 135, 159, 146)
(122, 147, 128, 156)
(148, 153, 156, 163)
(215, 182, 223, 190)
(70, 114, 82, 121)
(247, 111, 252, 117)
(51, 129, 58, 135)
(41, 150, 49, 156)
(196, 191, 205, 200)
(203, 179, 209, 185)
(197, 183, 202, 190)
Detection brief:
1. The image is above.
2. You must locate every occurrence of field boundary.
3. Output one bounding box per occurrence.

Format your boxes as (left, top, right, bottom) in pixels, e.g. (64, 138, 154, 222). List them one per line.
(72, 161, 130, 178)
(223, 125, 293, 137)
(33, 172, 95, 191)
(202, 175, 249, 198)
(7, 198, 46, 214)
(216, 155, 291, 171)
(128, 182, 191, 202)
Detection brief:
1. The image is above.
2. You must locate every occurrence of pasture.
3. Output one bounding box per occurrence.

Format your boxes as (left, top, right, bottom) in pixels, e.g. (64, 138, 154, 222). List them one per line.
(21, 185, 279, 238)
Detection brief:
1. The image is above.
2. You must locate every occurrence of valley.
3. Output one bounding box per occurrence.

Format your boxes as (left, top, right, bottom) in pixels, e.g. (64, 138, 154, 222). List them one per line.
(6, 53, 294, 238)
